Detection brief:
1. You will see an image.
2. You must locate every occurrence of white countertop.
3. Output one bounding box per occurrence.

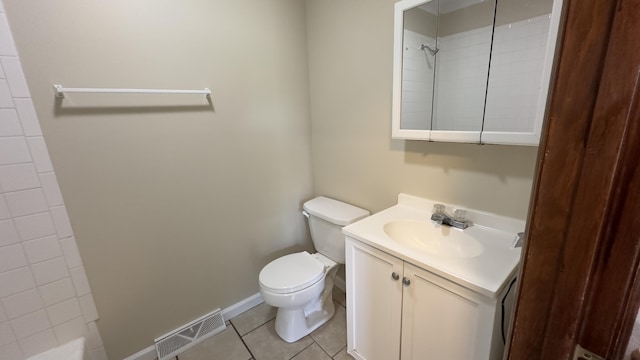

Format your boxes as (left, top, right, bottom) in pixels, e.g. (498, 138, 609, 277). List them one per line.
(342, 194, 524, 298)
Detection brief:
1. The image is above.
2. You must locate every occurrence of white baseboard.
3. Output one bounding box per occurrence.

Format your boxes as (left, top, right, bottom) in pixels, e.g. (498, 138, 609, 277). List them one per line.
(123, 292, 263, 360)
(221, 292, 264, 321)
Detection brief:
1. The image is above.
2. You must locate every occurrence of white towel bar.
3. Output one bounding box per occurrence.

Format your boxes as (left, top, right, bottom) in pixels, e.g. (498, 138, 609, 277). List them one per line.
(53, 85, 211, 98)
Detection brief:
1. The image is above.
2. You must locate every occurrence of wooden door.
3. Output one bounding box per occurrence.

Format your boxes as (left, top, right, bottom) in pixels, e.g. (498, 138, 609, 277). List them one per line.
(506, 0, 640, 359)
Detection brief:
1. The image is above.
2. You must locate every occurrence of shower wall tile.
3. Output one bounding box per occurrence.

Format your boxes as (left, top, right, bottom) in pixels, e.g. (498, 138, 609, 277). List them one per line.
(0, 243, 27, 272)
(0, 57, 30, 98)
(0, 320, 16, 346)
(0, 109, 22, 136)
(0, 267, 35, 298)
(0, 219, 19, 246)
(14, 99, 41, 137)
(0, 0, 100, 357)
(0, 79, 13, 107)
(46, 298, 81, 326)
(13, 212, 56, 241)
(1, 288, 43, 319)
(31, 257, 69, 286)
(59, 237, 82, 268)
(69, 267, 90, 297)
(0, 14, 17, 57)
(18, 329, 57, 358)
(50, 206, 72, 239)
(53, 316, 88, 346)
(78, 294, 98, 322)
(10, 309, 50, 340)
(26, 137, 54, 173)
(0, 163, 41, 192)
(22, 235, 62, 264)
(0, 301, 6, 322)
(38, 172, 63, 207)
(86, 322, 103, 350)
(0, 195, 10, 219)
(0, 343, 23, 360)
(4, 188, 49, 218)
(0, 137, 31, 165)
(39, 278, 75, 306)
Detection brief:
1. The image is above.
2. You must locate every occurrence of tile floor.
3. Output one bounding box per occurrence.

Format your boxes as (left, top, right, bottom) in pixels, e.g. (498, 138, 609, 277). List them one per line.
(175, 288, 353, 360)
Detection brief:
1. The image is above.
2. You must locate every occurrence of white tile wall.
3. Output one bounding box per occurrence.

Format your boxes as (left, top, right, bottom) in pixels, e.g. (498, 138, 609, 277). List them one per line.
(0, 2, 104, 358)
(0, 108, 22, 136)
(2, 289, 43, 319)
(484, 14, 551, 132)
(401, 30, 435, 130)
(0, 243, 27, 272)
(22, 235, 63, 264)
(13, 100, 40, 137)
(0, 163, 40, 192)
(18, 329, 56, 358)
(433, 25, 492, 131)
(5, 189, 49, 218)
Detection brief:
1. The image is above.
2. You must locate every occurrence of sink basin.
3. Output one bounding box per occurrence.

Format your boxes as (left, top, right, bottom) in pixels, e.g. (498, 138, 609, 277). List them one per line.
(383, 220, 483, 258)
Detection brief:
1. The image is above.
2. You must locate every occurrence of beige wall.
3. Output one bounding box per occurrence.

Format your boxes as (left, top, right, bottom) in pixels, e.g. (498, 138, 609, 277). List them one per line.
(404, 7, 437, 38)
(305, 0, 538, 218)
(4, 0, 314, 358)
(437, 0, 554, 36)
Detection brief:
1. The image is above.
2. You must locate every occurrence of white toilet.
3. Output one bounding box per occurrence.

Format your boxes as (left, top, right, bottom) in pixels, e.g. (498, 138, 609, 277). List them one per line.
(259, 196, 369, 343)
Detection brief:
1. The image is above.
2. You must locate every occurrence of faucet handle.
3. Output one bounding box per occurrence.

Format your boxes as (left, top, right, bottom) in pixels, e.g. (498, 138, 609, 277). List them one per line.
(431, 204, 446, 224)
(453, 209, 467, 222)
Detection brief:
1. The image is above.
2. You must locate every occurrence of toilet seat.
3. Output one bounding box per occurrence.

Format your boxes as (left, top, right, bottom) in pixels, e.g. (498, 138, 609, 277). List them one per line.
(259, 251, 325, 294)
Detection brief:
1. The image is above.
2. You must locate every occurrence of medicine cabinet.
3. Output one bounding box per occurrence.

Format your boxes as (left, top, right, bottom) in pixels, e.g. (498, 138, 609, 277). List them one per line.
(391, 0, 563, 145)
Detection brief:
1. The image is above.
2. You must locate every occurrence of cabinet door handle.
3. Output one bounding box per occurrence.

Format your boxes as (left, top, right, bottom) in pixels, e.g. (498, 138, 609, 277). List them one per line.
(391, 272, 400, 281)
(403, 277, 411, 286)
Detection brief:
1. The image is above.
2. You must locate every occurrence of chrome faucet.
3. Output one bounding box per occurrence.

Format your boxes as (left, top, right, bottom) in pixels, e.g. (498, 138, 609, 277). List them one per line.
(430, 204, 471, 229)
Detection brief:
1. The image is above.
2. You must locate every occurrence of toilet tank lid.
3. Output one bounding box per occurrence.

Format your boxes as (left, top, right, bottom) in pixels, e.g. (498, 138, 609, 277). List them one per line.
(303, 197, 369, 226)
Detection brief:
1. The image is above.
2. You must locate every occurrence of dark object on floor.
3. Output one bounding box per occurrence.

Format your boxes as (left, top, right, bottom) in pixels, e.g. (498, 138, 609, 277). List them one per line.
(632, 348, 640, 360)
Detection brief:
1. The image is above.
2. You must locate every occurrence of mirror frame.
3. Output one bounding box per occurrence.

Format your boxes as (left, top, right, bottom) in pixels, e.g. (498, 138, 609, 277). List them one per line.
(391, 0, 437, 141)
(391, 0, 565, 146)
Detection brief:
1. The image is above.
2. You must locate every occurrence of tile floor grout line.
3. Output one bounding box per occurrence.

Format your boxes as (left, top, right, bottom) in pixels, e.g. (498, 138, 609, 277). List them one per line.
(315, 339, 335, 359)
(233, 316, 277, 338)
(231, 320, 257, 360)
(287, 341, 317, 360)
(333, 345, 348, 359)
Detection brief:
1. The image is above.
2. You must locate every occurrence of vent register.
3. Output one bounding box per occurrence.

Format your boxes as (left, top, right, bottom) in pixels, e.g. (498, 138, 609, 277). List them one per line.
(154, 309, 226, 359)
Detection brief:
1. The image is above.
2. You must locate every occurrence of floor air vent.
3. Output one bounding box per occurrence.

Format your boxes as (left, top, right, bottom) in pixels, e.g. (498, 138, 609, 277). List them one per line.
(154, 308, 225, 360)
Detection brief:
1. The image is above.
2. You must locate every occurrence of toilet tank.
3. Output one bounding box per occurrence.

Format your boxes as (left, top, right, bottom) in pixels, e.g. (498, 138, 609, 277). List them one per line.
(303, 197, 369, 263)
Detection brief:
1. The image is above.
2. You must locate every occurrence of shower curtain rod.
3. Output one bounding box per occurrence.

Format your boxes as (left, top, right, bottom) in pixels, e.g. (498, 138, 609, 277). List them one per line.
(53, 85, 211, 98)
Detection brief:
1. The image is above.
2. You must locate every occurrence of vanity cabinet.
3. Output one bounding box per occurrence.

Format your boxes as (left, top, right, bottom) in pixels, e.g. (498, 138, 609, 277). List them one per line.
(345, 237, 508, 360)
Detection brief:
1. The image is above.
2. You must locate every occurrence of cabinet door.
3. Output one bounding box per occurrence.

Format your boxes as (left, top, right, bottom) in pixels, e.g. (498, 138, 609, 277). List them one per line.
(346, 238, 403, 360)
(400, 263, 493, 360)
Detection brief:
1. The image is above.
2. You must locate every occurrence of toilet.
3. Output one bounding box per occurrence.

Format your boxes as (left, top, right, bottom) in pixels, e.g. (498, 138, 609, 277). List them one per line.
(259, 196, 369, 343)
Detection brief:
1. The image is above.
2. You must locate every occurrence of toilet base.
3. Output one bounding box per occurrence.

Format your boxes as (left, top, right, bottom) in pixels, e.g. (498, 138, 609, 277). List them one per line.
(274, 268, 338, 343)
(275, 295, 336, 343)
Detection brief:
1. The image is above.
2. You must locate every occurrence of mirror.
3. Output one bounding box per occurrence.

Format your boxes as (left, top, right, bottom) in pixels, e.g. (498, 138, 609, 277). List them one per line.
(392, 0, 562, 145)
(482, 0, 556, 144)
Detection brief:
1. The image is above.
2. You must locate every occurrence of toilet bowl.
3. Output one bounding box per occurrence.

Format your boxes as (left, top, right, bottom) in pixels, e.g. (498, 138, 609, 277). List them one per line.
(260, 251, 339, 342)
(258, 197, 369, 343)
